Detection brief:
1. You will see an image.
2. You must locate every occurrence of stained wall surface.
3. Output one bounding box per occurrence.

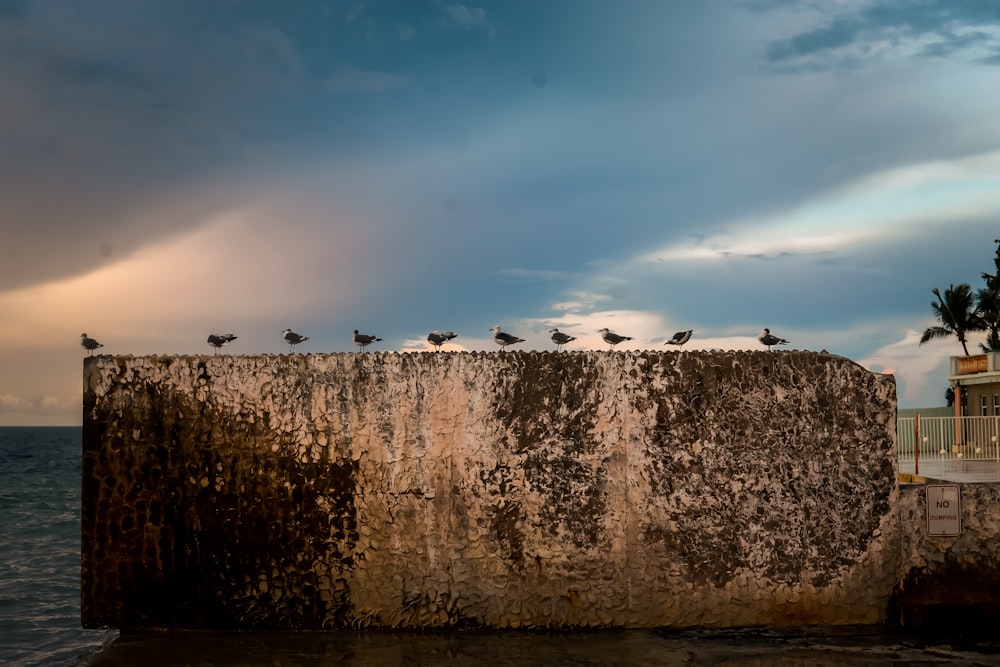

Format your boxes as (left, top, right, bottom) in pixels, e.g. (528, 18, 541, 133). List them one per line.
(895, 483, 1000, 627)
(81, 351, 899, 629)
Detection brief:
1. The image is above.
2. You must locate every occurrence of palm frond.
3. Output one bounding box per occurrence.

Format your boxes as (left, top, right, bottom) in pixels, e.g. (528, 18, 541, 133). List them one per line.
(920, 327, 954, 345)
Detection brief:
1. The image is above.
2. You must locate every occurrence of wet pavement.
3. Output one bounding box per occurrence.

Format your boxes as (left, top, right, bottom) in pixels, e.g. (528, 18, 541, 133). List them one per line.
(898, 458, 1000, 484)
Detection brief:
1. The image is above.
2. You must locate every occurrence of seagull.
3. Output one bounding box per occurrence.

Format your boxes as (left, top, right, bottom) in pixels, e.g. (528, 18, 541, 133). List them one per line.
(282, 328, 309, 353)
(599, 328, 632, 350)
(207, 333, 237, 354)
(549, 328, 576, 351)
(80, 333, 103, 355)
(353, 329, 382, 352)
(427, 331, 458, 349)
(491, 325, 524, 351)
(665, 330, 693, 347)
(758, 328, 789, 351)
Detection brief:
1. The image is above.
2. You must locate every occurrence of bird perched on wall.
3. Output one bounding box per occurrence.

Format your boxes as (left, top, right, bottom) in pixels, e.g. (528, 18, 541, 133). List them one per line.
(549, 328, 576, 351)
(80, 333, 103, 355)
(491, 325, 524, 350)
(353, 330, 382, 351)
(427, 331, 458, 349)
(207, 333, 237, 354)
(758, 328, 789, 350)
(599, 328, 632, 350)
(665, 330, 693, 347)
(282, 328, 309, 352)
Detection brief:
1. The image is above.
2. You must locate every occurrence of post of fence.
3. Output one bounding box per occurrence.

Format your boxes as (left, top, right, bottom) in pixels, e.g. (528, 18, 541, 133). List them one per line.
(914, 413, 920, 475)
(954, 385, 962, 451)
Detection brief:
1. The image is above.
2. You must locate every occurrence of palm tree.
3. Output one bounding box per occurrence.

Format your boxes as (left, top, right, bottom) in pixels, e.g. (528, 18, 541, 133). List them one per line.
(976, 286, 1000, 352)
(978, 239, 1000, 352)
(919, 283, 985, 356)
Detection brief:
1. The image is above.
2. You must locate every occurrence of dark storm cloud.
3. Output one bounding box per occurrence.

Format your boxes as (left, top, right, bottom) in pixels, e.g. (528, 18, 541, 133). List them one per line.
(0, 0, 523, 293)
(0, 0, 26, 18)
(0, 2, 315, 291)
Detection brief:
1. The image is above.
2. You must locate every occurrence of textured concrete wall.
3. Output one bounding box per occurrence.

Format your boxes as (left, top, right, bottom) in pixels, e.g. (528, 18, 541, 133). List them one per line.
(81, 351, 899, 630)
(895, 484, 1000, 629)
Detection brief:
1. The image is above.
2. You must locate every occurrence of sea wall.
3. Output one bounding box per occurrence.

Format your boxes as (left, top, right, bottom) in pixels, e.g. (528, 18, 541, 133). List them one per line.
(81, 351, 900, 630)
(895, 483, 1000, 631)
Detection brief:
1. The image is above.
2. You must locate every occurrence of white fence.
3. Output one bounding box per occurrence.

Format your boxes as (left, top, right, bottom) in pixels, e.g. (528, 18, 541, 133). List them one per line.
(897, 415, 1000, 463)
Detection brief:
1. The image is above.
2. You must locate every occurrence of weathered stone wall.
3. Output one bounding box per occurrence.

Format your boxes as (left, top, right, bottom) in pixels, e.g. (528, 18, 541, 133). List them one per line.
(894, 484, 1000, 630)
(82, 351, 899, 630)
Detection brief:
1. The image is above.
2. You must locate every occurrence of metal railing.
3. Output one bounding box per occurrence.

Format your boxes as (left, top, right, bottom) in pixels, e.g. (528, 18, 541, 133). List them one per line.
(897, 415, 1000, 463)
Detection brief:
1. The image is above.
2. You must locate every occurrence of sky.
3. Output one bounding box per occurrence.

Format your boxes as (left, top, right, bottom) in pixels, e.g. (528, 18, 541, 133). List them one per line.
(3, 0, 1000, 425)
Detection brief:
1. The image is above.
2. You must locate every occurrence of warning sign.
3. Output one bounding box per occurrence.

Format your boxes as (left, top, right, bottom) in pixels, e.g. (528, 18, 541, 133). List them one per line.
(926, 485, 961, 536)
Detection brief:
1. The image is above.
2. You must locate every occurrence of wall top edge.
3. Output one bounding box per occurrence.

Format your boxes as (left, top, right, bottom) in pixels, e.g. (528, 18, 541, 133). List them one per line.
(81, 350, 860, 360)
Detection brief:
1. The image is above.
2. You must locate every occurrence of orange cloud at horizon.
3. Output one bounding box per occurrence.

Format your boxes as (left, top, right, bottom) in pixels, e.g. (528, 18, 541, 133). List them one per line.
(0, 197, 383, 351)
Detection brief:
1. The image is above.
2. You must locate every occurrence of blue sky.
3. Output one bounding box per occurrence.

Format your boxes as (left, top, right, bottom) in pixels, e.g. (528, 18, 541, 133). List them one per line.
(2, 0, 1000, 425)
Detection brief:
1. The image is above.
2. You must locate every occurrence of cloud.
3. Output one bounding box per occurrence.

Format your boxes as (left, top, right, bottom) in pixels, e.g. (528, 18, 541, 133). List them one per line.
(442, 4, 488, 31)
(518, 307, 689, 352)
(344, 2, 367, 24)
(399, 335, 468, 352)
(0, 362, 79, 425)
(0, 395, 58, 426)
(0, 393, 32, 411)
(638, 149, 1000, 264)
(0, 4, 311, 291)
(0, 192, 389, 351)
(497, 268, 570, 281)
(551, 292, 612, 312)
(858, 329, 955, 407)
(764, 1, 1000, 70)
(322, 64, 410, 93)
(0, 393, 65, 412)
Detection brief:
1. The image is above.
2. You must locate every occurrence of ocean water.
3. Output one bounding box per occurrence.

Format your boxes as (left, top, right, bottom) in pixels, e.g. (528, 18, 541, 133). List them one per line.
(3, 426, 1000, 666)
(0, 427, 116, 666)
